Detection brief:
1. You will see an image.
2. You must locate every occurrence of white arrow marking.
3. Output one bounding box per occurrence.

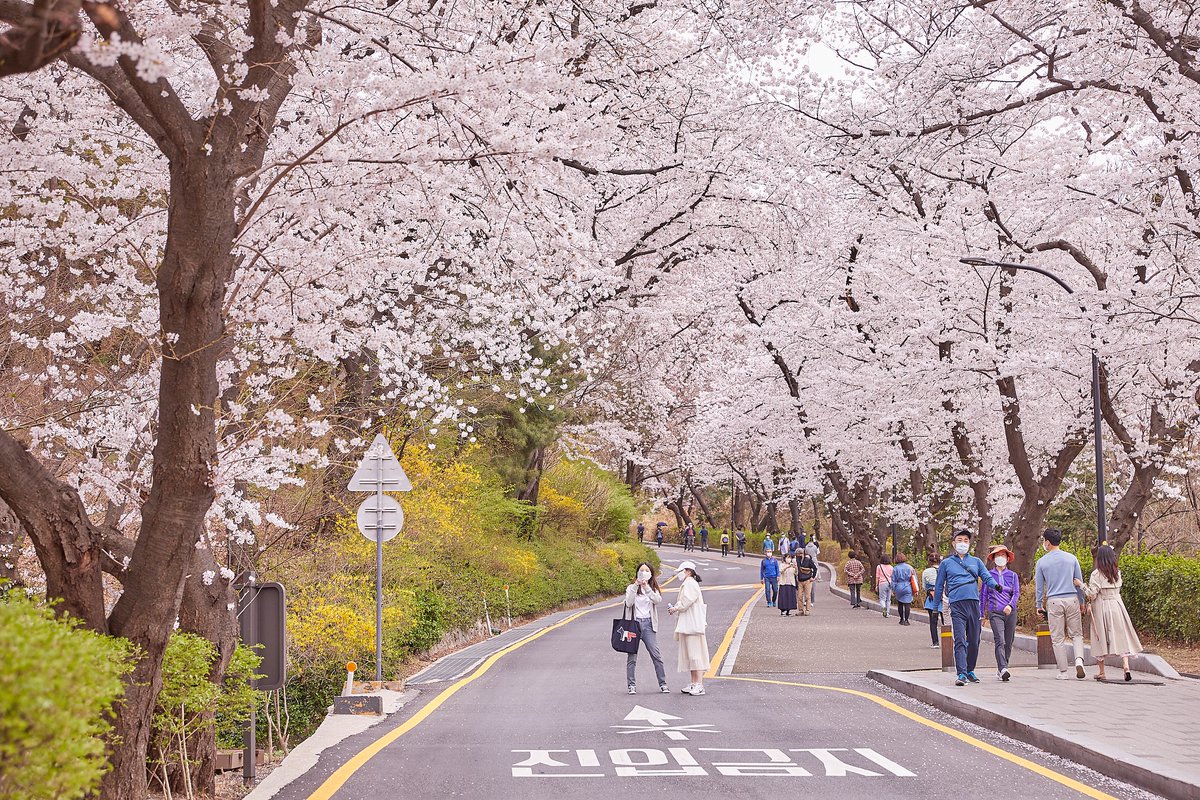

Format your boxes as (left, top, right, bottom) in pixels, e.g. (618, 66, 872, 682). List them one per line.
(614, 706, 719, 740)
(623, 706, 681, 726)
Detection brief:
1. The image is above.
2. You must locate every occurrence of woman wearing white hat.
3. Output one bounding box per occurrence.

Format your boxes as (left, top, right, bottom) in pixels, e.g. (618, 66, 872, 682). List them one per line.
(668, 561, 709, 695)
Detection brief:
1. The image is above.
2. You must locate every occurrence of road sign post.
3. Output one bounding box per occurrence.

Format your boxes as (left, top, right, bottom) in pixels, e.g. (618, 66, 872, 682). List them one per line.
(348, 434, 412, 682)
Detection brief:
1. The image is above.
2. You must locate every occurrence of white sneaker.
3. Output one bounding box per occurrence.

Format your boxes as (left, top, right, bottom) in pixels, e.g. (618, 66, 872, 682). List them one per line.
(1075, 659, 1086, 679)
(659, 685, 670, 694)
(1000, 668, 1011, 682)
(1055, 671, 1071, 680)
(679, 683, 695, 694)
(684, 685, 705, 696)
(628, 686, 636, 695)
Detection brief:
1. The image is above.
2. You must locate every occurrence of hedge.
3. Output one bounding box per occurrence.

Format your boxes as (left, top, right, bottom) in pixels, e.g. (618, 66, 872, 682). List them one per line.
(1118, 554, 1200, 643)
(0, 598, 133, 800)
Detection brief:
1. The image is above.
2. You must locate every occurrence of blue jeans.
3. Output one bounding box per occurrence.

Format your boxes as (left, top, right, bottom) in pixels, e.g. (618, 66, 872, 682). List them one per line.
(626, 618, 667, 688)
(763, 577, 778, 605)
(878, 582, 892, 615)
(950, 599, 982, 676)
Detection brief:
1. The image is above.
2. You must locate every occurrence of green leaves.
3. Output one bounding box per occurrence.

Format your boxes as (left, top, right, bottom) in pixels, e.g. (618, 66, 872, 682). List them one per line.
(0, 597, 133, 800)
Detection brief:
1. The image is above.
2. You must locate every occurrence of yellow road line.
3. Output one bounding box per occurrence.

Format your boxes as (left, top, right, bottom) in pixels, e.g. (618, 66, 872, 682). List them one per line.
(705, 604, 1118, 800)
(304, 570, 702, 799)
(304, 603, 614, 799)
(706, 590, 759, 679)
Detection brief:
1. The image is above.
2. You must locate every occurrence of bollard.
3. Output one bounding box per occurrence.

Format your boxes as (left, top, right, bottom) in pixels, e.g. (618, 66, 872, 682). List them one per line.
(939, 624, 955, 672)
(343, 661, 357, 696)
(1036, 622, 1056, 669)
(504, 584, 513, 629)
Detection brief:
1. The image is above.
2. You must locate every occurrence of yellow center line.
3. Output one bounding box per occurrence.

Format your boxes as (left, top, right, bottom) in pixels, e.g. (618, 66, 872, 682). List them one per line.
(703, 592, 1119, 800)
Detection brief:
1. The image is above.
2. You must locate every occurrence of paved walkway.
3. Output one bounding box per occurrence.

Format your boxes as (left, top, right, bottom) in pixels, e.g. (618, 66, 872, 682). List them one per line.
(735, 568, 1200, 799)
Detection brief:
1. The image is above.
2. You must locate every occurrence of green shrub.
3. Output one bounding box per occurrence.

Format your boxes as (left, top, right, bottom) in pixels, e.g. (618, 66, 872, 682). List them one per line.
(1119, 554, 1200, 643)
(153, 633, 262, 780)
(0, 598, 133, 800)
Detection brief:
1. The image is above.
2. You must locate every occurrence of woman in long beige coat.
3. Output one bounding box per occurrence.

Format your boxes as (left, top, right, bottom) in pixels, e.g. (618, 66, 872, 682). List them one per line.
(1074, 545, 1142, 682)
(668, 561, 709, 695)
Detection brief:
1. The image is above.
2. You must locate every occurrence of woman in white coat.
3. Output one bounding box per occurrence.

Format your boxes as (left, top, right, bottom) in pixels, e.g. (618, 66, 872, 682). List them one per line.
(668, 560, 710, 695)
(624, 562, 669, 694)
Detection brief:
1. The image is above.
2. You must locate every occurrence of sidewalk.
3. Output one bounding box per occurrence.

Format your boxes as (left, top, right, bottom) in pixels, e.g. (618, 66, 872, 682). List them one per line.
(734, 565, 1200, 799)
(869, 667, 1199, 800)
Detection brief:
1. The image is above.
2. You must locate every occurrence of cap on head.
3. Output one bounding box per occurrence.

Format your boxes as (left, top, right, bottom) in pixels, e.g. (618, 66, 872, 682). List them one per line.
(676, 560, 698, 574)
(953, 529, 973, 541)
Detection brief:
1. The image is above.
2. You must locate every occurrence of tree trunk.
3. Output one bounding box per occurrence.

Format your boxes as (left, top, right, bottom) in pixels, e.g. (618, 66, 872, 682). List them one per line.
(788, 498, 802, 536)
(811, 497, 821, 541)
(685, 476, 715, 526)
(517, 446, 545, 504)
(761, 501, 779, 535)
(996, 377, 1088, 583)
(101, 159, 239, 800)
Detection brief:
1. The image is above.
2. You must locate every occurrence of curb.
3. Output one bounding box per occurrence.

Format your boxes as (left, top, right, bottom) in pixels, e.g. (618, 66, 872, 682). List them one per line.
(867, 669, 1194, 800)
(825, 566, 1179, 679)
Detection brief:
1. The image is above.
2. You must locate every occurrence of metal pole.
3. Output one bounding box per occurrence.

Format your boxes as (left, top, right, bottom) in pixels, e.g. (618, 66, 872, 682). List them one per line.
(375, 450, 384, 683)
(1092, 351, 1107, 545)
(243, 585, 256, 786)
(891, 522, 897, 562)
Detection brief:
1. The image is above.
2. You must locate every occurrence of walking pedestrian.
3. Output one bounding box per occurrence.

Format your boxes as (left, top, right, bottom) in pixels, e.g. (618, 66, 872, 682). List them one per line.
(624, 563, 669, 695)
(933, 529, 1001, 686)
(655, 524, 664, 548)
(980, 545, 1020, 682)
(1074, 545, 1142, 683)
(805, 539, 820, 607)
(699, 526, 709, 553)
(875, 555, 894, 618)
(636, 521, 645, 543)
(922, 553, 943, 648)
(788, 534, 800, 556)
(890, 553, 915, 626)
(735, 528, 746, 558)
(795, 546, 817, 615)
(844, 551, 865, 608)
(778, 554, 798, 616)
(760, 549, 780, 608)
(720, 530, 730, 557)
(668, 561, 709, 695)
(1034, 528, 1088, 680)
(762, 533, 774, 554)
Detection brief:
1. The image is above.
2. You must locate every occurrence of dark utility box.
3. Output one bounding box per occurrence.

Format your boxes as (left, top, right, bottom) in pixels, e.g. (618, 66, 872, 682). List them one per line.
(333, 695, 384, 716)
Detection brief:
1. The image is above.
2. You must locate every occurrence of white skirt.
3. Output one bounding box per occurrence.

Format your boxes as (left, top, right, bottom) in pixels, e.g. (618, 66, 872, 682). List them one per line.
(676, 632, 710, 672)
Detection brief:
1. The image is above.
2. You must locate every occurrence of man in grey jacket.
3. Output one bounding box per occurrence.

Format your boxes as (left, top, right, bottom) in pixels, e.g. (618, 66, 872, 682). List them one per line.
(1034, 528, 1088, 679)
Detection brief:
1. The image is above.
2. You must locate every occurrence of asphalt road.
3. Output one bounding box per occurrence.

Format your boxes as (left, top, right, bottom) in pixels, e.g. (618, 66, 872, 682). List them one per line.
(276, 547, 1162, 800)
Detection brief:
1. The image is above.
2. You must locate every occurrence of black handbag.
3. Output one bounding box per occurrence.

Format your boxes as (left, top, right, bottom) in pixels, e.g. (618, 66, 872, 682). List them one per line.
(611, 604, 642, 654)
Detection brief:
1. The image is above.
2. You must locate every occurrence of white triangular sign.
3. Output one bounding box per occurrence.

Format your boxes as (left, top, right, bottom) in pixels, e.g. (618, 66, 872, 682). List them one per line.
(348, 434, 412, 492)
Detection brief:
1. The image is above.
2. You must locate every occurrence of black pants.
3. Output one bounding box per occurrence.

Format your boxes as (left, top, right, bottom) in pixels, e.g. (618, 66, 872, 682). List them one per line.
(898, 601, 911, 623)
(849, 584, 861, 606)
(721, 544, 728, 556)
(928, 610, 942, 646)
(737, 542, 745, 557)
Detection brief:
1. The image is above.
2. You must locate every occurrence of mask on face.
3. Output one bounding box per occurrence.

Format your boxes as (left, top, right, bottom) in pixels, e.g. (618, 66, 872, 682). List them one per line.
(637, 570, 651, 582)
(994, 556, 1008, 568)
(955, 541, 970, 555)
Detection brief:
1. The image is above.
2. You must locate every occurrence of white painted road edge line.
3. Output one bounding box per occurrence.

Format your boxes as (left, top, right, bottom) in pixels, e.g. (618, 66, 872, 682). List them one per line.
(408, 627, 546, 684)
(720, 594, 756, 676)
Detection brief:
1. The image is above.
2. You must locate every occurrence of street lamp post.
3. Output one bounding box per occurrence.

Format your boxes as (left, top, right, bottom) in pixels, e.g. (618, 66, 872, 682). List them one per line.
(959, 257, 1107, 546)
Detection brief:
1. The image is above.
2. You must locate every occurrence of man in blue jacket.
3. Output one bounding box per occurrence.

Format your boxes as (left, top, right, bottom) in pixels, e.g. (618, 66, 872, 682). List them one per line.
(760, 550, 780, 608)
(934, 529, 1001, 686)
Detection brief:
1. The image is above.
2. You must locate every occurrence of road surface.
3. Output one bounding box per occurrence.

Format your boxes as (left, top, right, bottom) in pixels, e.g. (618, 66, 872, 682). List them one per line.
(272, 546, 1161, 800)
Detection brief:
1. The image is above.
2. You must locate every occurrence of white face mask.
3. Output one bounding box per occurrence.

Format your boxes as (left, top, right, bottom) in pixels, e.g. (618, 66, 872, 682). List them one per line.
(955, 541, 970, 555)
(994, 556, 1008, 568)
(637, 570, 651, 582)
